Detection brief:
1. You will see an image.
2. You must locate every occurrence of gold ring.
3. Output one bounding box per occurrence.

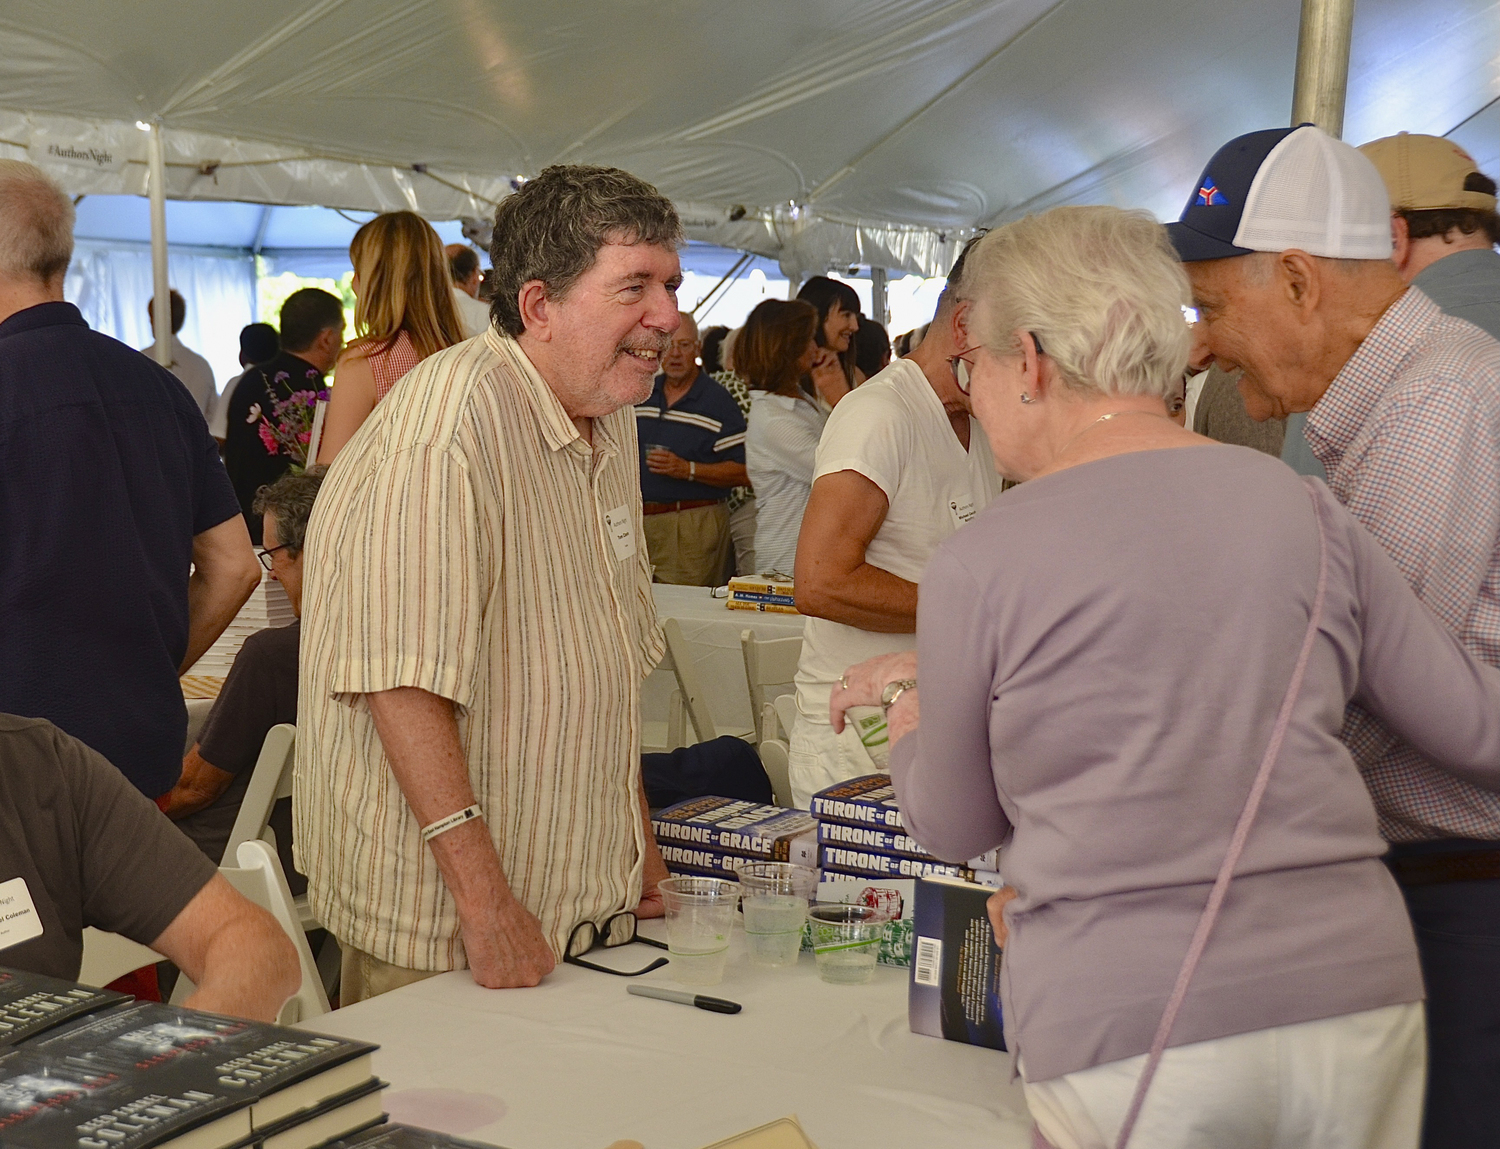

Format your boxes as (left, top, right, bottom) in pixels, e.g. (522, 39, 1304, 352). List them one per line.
(838, 674, 849, 690)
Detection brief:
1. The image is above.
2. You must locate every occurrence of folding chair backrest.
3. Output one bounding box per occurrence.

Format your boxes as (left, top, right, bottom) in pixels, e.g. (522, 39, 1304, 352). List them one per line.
(78, 929, 164, 989)
(771, 694, 798, 745)
(740, 630, 803, 743)
(663, 617, 717, 744)
(170, 840, 330, 1024)
(223, 724, 297, 864)
(757, 738, 794, 809)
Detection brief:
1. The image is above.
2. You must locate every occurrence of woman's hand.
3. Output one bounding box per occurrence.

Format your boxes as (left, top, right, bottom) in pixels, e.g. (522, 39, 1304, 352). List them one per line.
(829, 650, 918, 732)
(986, 886, 1018, 947)
(810, 348, 850, 406)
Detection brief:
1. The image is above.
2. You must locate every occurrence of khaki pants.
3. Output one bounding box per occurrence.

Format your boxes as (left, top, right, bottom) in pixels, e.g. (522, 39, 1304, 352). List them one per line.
(643, 501, 730, 586)
(339, 944, 443, 1006)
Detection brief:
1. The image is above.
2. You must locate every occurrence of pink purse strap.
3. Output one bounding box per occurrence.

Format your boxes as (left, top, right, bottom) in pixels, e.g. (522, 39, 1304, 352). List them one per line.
(1106, 481, 1329, 1149)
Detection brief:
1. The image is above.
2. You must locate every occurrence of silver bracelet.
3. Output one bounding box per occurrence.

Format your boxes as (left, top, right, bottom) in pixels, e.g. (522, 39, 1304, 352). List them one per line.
(689, 461, 697, 481)
(421, 804, 483, 842)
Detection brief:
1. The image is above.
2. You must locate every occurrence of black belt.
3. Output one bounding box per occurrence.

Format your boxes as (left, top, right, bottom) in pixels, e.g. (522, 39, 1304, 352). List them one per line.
(1386, 848, 1500, 887)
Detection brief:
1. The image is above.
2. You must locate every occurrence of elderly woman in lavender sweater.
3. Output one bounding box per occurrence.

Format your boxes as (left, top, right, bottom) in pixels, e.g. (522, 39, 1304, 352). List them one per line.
(831, 207, 1500, 1149)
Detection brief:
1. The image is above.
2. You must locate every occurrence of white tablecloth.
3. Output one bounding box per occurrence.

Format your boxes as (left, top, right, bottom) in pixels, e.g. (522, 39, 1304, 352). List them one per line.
(306, 920, 1031, 1149)
(644, 584, 805, 747)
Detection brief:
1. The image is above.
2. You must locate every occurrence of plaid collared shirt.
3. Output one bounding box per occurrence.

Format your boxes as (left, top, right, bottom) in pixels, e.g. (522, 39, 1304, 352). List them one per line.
(1307, 287, 1500, 841)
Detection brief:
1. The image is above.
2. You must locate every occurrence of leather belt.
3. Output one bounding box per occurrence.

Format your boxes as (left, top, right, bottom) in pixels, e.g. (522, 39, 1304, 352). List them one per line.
(642, 499, 719, 516)
(1386, 848, 1500, 887)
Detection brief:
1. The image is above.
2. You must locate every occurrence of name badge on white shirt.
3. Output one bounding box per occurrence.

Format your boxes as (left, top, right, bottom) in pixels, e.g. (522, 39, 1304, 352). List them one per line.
(0, 877, 43, 951)
(947, 496, 978, 530)
(603, 504, 638, 562)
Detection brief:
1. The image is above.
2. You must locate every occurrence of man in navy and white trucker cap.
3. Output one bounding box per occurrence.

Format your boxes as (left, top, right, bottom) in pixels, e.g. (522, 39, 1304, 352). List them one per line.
(1173, 123, 1500, 1149)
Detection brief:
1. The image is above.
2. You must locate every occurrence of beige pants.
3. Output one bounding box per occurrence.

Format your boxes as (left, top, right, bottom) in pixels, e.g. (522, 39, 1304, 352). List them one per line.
(643, 501, 730, 586)
(339, 944, 443, 1006)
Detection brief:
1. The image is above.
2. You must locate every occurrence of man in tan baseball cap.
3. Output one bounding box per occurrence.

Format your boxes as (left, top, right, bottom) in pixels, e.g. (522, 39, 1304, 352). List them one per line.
(1360, 132, 1500, 341)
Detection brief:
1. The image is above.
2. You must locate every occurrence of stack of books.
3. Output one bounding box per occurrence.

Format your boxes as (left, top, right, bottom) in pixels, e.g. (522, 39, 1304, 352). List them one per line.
(0, 969, 383, 1149)
(652, 796, 817, 879)
(809, 775, 1002, 884)
(185, 574, 296, 678)
(723, 574, 798, 615)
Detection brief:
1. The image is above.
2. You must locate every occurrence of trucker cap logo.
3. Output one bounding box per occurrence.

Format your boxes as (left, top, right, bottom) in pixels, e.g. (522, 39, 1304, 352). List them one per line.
(1196, 180, 1228, 206)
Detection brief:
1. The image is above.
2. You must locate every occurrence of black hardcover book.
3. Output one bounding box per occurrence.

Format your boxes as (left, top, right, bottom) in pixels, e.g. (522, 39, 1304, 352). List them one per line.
(908, 877, 1006, 1052)
(254, 1078, 386, 1149)
(321, 1123, 511, 1149)
(0, 967, 130, 1048)
(0, 1045, 252, 1149)
(26, 1002, 378, 1130)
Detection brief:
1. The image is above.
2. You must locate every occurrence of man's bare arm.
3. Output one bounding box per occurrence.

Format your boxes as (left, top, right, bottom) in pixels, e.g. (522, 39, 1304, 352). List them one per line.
(366, 686, 556, 988)
(644, 449, 748, 489)
(182, 516, 260, 673)
(161, 744, 235, 819)
(794, 470, 916, 632)
(151, 873, 300, 1022)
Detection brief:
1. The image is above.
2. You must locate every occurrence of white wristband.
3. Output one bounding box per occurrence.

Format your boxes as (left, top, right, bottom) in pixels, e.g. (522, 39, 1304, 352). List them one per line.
(421, 804, 483, 842)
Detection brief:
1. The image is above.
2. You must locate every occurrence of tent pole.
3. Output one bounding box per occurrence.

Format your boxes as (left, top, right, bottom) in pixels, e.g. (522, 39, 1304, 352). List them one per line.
(1290, 0, 1356, 137)
(146, 121, 172, 367)
(870, 267, 889, 328)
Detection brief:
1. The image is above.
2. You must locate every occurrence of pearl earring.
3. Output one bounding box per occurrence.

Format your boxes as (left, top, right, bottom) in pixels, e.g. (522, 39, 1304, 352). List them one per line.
(1019, 393, 1035, 404)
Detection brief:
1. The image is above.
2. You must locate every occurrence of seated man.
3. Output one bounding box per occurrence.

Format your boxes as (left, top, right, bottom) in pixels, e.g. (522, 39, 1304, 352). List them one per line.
(164, 469, 324, 889)
(0, 713, 299, 1021)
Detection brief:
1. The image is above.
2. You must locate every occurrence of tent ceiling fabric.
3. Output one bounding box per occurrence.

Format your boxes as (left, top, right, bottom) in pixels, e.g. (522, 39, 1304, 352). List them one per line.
(1, 0, 1496, 277)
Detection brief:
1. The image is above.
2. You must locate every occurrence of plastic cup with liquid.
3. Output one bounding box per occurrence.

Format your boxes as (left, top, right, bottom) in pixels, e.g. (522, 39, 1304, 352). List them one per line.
(737, 862, 819, 968)
(809, 903, 884, 984)
(658, 876, 741, 986)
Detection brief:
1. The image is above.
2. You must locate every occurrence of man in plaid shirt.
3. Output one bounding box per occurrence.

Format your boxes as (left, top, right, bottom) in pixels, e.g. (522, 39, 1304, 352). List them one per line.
(1171, 124, 1500, 1148)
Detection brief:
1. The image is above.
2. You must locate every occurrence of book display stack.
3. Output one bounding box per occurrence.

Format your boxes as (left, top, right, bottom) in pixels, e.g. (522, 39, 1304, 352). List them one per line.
(185, 574, 296, 678)
(652, 796, 818, 879)
(723, 575, 799, 615)
(809, 775, 1003, 886)
(0, 971, 386, 1149)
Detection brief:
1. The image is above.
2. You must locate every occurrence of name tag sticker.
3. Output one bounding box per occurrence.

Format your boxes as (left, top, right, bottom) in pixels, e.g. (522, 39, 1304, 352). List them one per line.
(0, 877, 42, 951)
(948, 496, 978, 529)
(604, 504, 638, 562)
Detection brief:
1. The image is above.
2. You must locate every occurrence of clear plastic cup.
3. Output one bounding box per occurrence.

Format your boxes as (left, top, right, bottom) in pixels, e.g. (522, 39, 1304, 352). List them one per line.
(658, 876, 741, 986)
(808, 903, 884, 984)
(737, 862, 818, 968)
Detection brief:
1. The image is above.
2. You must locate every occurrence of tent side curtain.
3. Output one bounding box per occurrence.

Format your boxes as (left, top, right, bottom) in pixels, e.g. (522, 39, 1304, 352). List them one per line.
(66, 243, 256, 390)
(2, 108, 964, 279)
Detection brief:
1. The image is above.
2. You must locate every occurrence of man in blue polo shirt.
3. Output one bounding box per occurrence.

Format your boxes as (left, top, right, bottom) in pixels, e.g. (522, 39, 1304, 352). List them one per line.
(0, 160, 260, 799)
(635, 312, 748, 585)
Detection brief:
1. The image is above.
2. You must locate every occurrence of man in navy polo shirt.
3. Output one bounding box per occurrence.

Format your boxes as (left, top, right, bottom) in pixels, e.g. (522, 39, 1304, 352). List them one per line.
(0, 160, 260, 799)
(635, 311, 748, 584)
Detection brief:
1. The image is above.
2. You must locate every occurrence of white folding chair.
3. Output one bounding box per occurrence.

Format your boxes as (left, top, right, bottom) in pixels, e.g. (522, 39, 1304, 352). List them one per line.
(662, 617, 722, 745)
(650, 642, 692, 752)
(169, 840, 330, 1024)
(222, 724, 339, 995)
(78, 929, 165, 989)
(740, 629, 803, 744)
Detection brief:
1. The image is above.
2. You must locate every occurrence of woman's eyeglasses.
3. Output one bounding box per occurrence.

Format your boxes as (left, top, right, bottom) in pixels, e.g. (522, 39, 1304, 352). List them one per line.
(948, 332, 1046, 396)
(564, 912, 669, 977)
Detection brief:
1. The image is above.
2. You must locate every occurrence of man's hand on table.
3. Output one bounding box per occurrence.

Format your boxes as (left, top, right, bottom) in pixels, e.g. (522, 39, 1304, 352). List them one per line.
(462, 892, 557, 988)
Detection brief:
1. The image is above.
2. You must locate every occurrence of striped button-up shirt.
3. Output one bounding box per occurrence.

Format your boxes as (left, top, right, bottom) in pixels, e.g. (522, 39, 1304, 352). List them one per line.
(294, 328, 664, 970)
(1307, 287, 1500, 841)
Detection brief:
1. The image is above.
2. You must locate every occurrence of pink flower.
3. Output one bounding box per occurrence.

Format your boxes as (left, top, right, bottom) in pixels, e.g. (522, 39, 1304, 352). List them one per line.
(258, 422, 280, 455)
(297, 431, 310, 443)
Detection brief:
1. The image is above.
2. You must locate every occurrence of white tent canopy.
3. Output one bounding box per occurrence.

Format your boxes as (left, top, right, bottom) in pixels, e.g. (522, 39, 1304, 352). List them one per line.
(2, 0, 1497, 279)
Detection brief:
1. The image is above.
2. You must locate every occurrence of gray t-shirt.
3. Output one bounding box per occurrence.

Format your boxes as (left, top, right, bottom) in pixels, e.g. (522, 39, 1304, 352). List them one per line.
(0, 714, 216, 980)
(1412, 247, 1500, 343)
(892, 445, 1500, 1082)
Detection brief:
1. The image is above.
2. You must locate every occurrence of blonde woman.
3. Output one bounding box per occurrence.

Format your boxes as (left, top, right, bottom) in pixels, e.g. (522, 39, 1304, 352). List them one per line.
(316, 212, 466, 463)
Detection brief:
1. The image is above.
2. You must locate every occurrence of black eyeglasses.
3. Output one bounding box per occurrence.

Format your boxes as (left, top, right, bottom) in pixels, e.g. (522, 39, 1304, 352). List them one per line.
(256, 543, 290, 571)
(564, 912, 669, 976)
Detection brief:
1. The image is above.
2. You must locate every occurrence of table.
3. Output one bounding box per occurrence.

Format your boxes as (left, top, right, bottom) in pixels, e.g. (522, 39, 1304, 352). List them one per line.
(645, 584, 805, 748)
(307, 921, 1031, 1149)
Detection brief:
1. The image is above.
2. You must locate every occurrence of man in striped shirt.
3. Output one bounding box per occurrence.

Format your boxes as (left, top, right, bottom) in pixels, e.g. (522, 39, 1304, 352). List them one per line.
(1173, 124, 1500, 1148)
(296, 166, 680, 1001)
(635, 311, 748, 585)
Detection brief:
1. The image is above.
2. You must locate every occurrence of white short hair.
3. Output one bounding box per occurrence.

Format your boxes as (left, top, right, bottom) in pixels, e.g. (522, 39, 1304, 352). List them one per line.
(967, 206, 1191, 399)
(0, 160, 75, 283)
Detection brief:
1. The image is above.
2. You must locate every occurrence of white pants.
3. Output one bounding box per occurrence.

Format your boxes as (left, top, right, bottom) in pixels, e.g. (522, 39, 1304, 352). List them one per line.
(788, 709, 878, 808)
(1024, 1002, 1426, 1149)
